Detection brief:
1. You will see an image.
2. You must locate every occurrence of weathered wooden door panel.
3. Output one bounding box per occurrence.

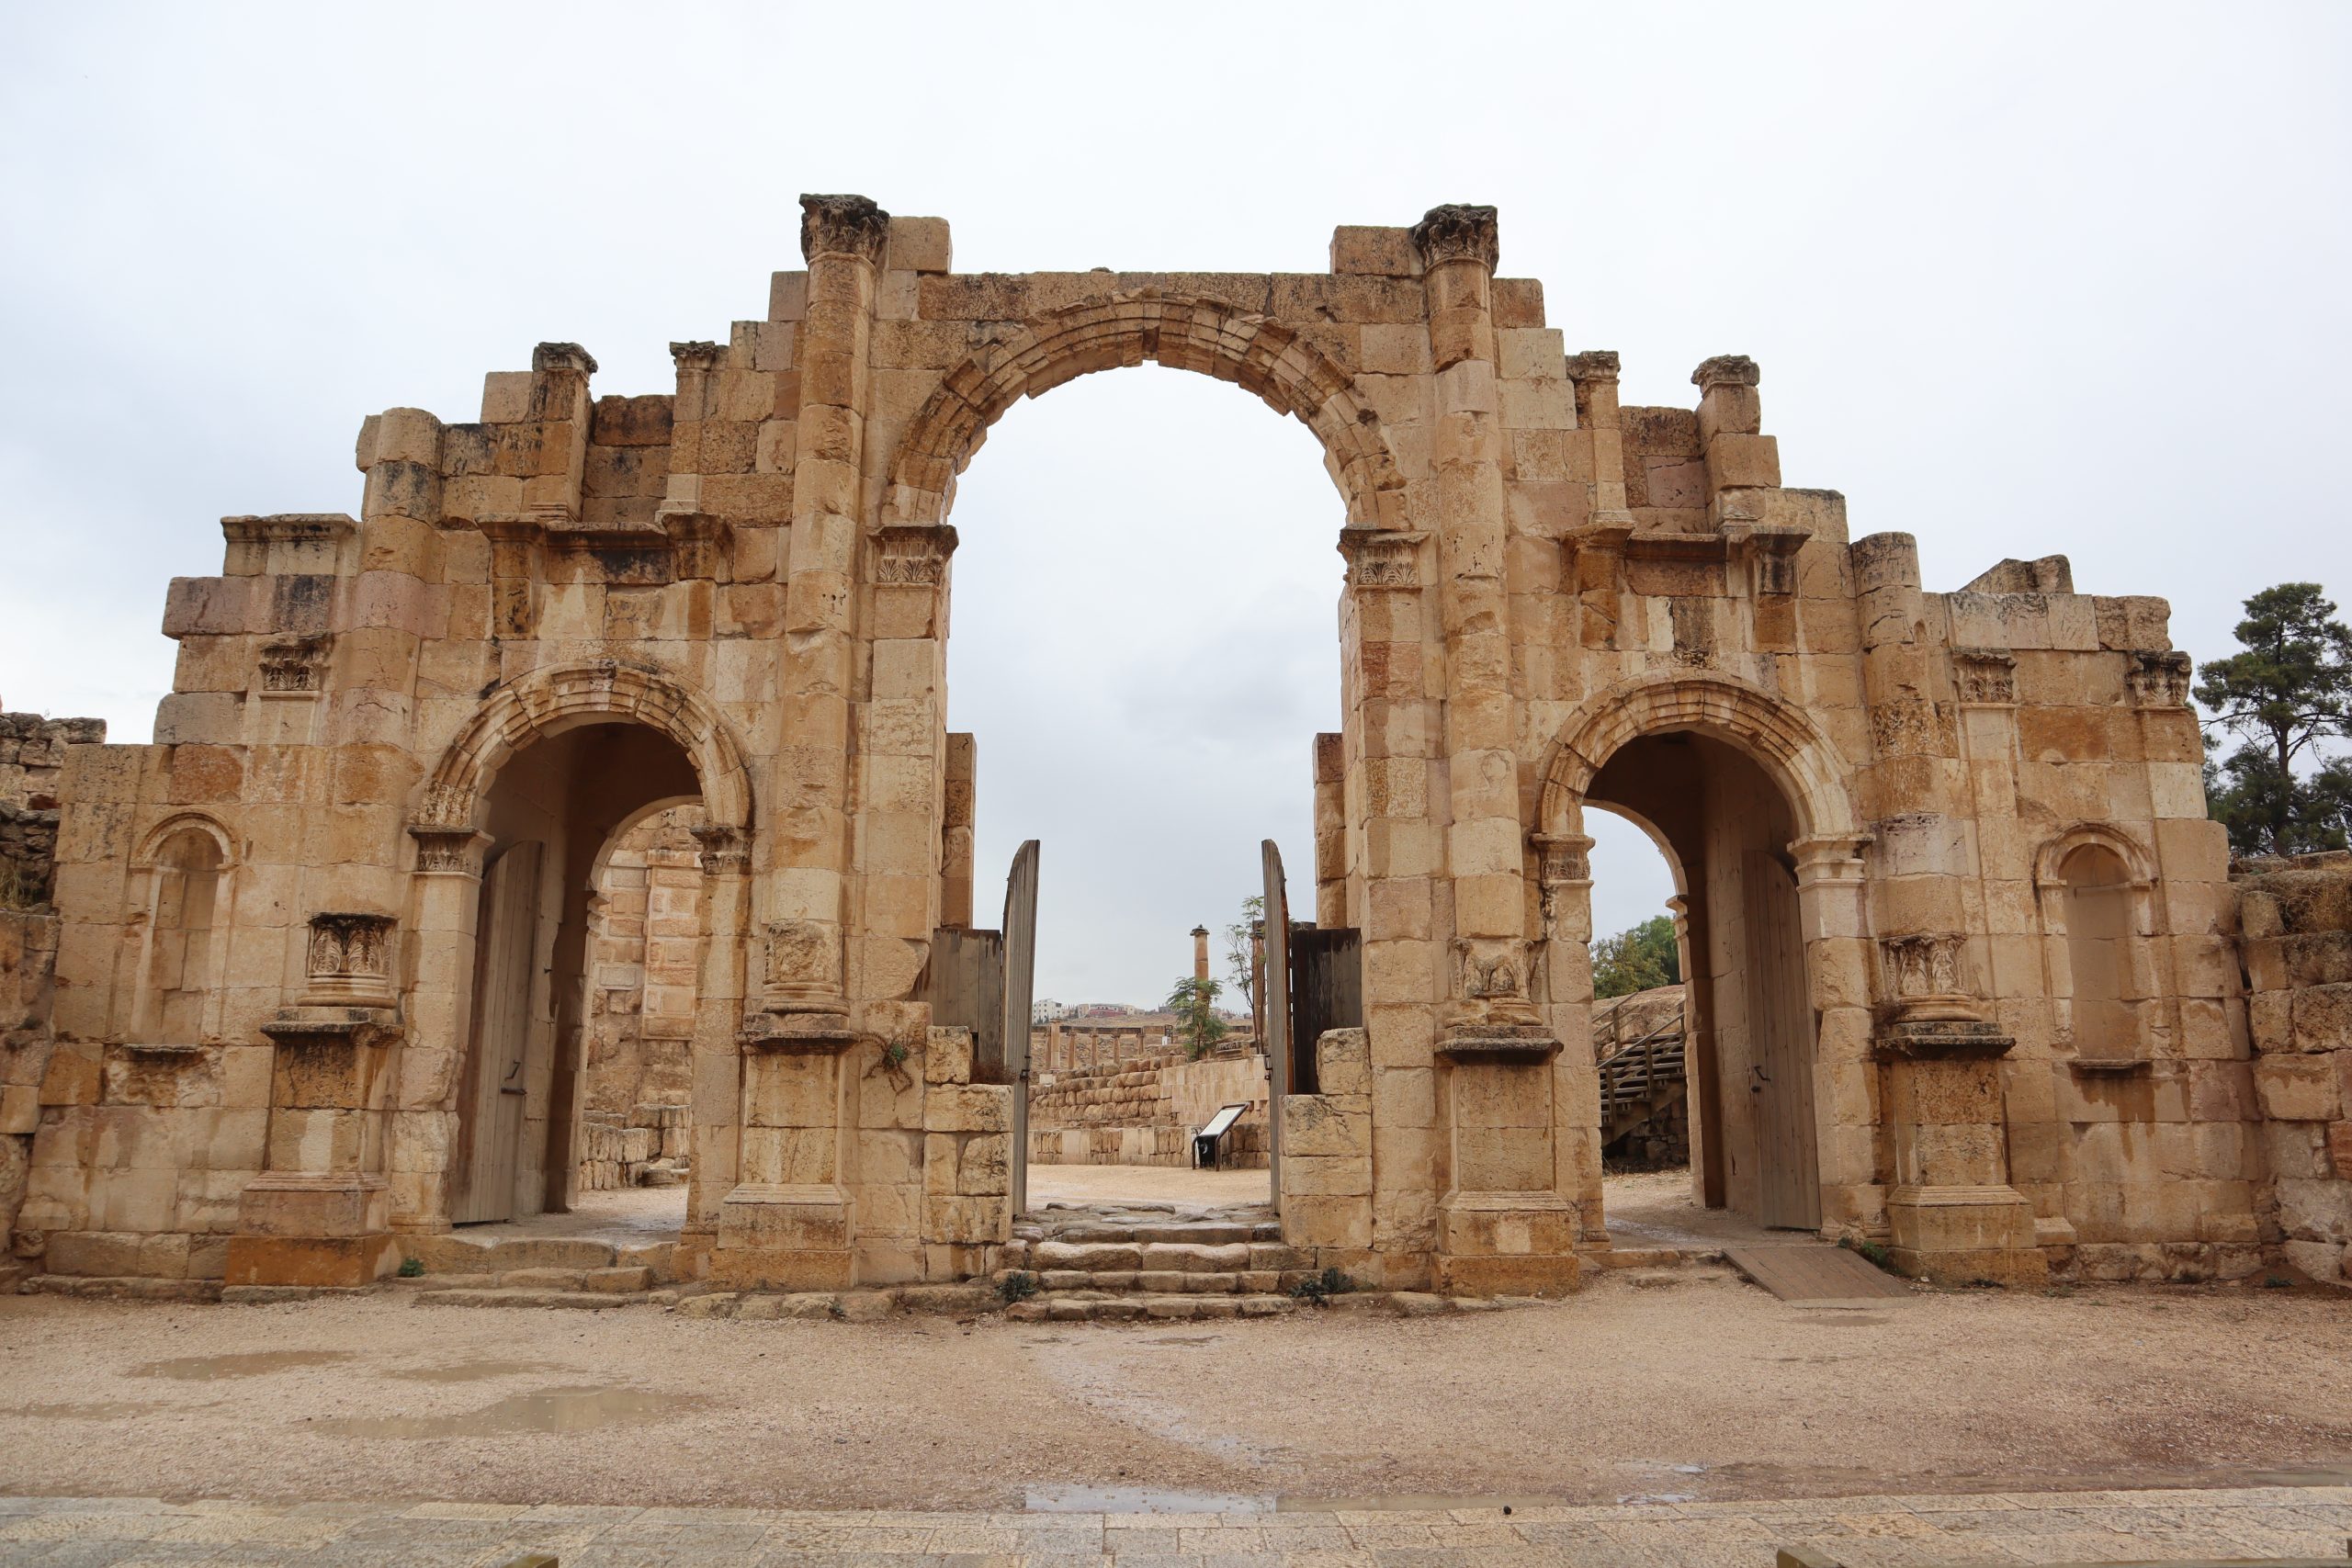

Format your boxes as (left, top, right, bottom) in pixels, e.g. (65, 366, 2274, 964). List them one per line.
(1001, 840, 1039, 1217)
(1289, 925, 1362, 1096)
(456, 840, 540, 1225)
(1261, 840, 1290, 1212)
(920, 930, 1005, 1080)
(1747, 851, 1821, 1230)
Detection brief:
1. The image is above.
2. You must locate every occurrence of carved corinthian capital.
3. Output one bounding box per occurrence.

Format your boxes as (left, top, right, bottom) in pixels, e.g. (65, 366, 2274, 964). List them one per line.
(799, 193, 890, 265)
(1410, 203, 1499, 271)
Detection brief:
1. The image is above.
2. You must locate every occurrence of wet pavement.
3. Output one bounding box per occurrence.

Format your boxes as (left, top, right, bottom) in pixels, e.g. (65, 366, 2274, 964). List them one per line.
(1, 1485, 2348, 1564)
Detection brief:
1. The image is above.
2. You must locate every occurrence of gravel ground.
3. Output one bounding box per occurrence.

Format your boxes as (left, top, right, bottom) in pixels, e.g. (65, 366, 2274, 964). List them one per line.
(1026, 1164, 1272, 1210)
(4, 1263, 2346, 1513)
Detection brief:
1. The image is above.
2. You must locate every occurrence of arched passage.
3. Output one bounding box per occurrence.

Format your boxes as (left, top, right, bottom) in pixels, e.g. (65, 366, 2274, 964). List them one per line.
(890, 308, 1387, 1218)
(1539, 674, 1871, 1238)
(403, 664, 751, 1232)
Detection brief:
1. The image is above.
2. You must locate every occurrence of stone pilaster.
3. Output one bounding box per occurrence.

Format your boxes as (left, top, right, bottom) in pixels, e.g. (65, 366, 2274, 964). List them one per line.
(225, 911, 406, 1287)
(1413, 204, 1577, 1294)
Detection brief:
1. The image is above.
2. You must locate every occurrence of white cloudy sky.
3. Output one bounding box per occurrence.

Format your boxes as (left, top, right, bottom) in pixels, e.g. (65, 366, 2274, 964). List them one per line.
(3, 5, 2346, 1004)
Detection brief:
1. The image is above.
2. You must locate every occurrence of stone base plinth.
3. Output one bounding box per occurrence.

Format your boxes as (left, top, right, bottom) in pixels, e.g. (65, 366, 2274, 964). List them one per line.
(224, 1173, 399, 1288)
(223, 1232, 401, 1288)
(708, 1181, 854, 1289)
(1434, 1190, 1584, 1297)
(1886, 1183, 2047, 1286)
(1436, 1250, 1583, 1296)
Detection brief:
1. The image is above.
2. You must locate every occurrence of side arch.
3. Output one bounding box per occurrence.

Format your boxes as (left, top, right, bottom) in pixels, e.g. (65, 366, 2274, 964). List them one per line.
(880, 291, 1408, 530)
(2033, 821, 2157, 894)
(1537, 672, 1862, 843)
(413, 660, 752, 833)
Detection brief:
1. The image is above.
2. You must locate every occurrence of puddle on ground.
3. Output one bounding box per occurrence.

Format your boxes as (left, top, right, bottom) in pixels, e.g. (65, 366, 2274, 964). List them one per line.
(1142, 1336, 1220, 1348)
(386, 1359, 564, 1383)
(130, 1350, 356, 1381)
(315, 1385, 703, 1439)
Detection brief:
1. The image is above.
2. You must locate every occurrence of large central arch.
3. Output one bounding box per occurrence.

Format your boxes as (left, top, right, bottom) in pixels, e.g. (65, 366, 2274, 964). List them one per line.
(880, 291, 1408, 531)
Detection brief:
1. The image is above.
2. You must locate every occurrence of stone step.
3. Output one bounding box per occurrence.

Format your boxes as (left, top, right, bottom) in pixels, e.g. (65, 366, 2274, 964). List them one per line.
(1004, 1292, 1300, 1323)
(22, 1275, 221, 1303)
(1046, 1222, 1273, 1247)
(397, 1234, 675, 1280)
(408, 1287, 648, 1311)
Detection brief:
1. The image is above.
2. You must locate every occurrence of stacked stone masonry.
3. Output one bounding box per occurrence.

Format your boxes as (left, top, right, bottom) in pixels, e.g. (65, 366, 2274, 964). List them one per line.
(2233, 852, 2352, 1287)
(0, 196, 2335, 1297)
(1027, 1041, 1271, 1168)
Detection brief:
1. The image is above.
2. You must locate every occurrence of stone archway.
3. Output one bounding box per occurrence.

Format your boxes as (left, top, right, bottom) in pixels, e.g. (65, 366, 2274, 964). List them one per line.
(393, 661, 754, 1237)
(1536, 671, 1863, 844)
(881, 292, 1408, 532)
(1534, 671, 1875, 1241)
(412, 660, 752, 837)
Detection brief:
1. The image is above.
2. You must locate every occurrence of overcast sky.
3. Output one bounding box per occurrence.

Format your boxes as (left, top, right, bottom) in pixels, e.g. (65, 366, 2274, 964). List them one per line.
(4, 4, 2347, 1004)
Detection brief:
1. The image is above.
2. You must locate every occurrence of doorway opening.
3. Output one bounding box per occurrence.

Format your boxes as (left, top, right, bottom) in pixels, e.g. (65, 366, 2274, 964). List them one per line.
(450, 719, 703, 1252)
(922, 363, 1352, 1224)
(1585, 729, 1823, 1238)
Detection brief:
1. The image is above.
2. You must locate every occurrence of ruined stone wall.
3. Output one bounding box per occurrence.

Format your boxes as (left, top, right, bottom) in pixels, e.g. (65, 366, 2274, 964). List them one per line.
(1027, 1043, 1269, 1167)
(1, 714, 103, 1274)
(9, 196, 2286, 1295)
(2233, 853, 2352, 1288)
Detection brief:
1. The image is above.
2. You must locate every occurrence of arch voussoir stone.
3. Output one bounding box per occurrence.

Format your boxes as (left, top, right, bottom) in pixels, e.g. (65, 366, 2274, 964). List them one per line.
(415, 660, 752, 835)
(1539, 671, 1860, 841)
(880, 290, 1407, 530)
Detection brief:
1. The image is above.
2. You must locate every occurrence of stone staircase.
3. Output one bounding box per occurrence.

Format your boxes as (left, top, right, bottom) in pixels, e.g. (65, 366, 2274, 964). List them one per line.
(996, 1201, 1314, 1321)
(1597, 992, 1689, 1164)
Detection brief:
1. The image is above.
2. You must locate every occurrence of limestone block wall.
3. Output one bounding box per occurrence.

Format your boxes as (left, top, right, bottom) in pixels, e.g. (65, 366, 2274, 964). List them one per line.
(2233, 853, 2352, 1287)
(1028, 1043, 1269, 1167)
(578, 1103, 689, 1191)
(6, 197, 2312, 1293)
(2, 712, 104, 1261)
(580, 803, 703, 1124)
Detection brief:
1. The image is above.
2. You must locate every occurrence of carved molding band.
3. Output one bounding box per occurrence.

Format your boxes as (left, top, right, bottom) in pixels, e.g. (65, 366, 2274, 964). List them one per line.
(2126, 649, 2191, 708)
(303, 913, 397, 1007)
(259, 635, 330, 694)
(409, 824, 490, 876)
(1882, 933, 1965, 1001)
(1952, 649, 2018, 705)
(1410, 203, 1499, 271)
(871, 524, 958, 585)
(763, 918, 844, 1006)
(1532, 832, 1594, 886)
(1338, 528, 1425, 591)
(693, 823, 751, 875)
(800, 193, 890, 265)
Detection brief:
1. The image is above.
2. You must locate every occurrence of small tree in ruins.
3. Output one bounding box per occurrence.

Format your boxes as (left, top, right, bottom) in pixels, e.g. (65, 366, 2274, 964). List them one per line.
(1224, 893, 1264, 1012)
(2196, 582, 2352, 856)
(1164, 975, 1227, 1059)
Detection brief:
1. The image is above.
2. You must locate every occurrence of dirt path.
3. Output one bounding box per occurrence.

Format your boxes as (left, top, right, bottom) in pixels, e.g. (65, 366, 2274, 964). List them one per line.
(4, 1266, 2347, 1512)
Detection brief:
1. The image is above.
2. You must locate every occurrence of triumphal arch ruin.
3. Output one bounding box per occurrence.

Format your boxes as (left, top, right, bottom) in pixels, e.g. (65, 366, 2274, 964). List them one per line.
(6, 196, 2314, 1300)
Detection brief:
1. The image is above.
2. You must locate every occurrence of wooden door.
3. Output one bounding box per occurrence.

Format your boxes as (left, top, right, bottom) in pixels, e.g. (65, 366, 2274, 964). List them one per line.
(1001, 840, 1040, 1216)
(1261, 840, 1291, 1212)
(1289, 926, 1363, 1096)
(1746, 851, 1821, 1230)
(455, 840, 540, 1224)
